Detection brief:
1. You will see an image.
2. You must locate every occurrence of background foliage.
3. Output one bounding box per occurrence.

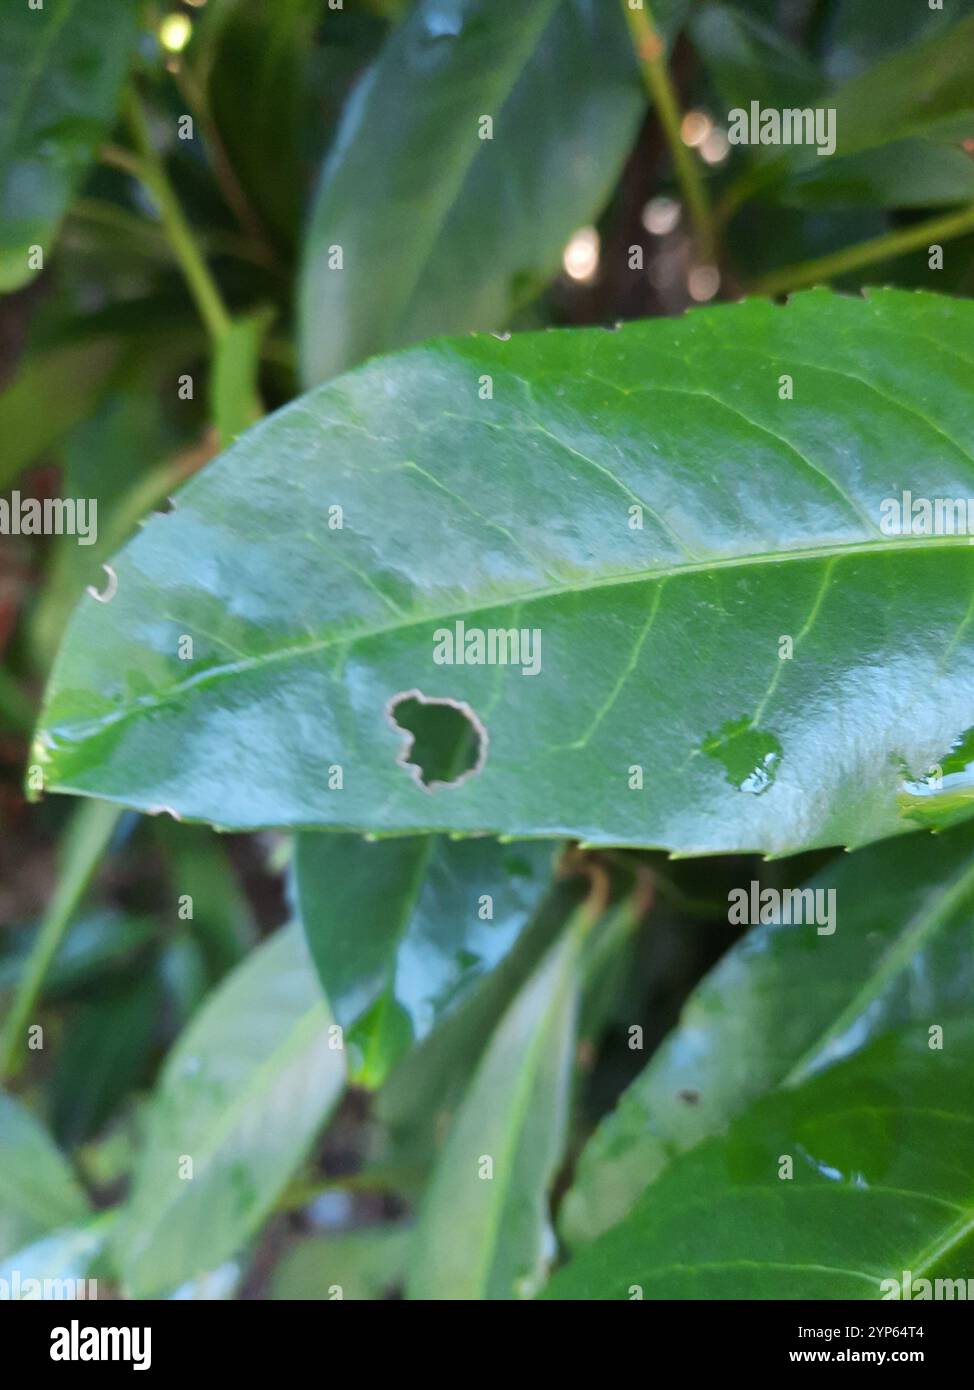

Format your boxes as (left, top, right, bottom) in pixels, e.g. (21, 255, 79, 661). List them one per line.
(1, 0, 973, 1300)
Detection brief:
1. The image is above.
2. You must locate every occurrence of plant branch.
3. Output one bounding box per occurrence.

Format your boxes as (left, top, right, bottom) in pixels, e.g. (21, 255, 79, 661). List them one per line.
(753, 203, 974, 297)
(125, 89, 232, 341)
(622, 0, 716, 263)
(0, 799, 121, 1080)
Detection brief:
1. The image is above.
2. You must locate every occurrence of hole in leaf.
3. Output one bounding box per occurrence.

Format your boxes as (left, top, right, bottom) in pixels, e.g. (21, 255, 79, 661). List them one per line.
(387, 689, 487, 791)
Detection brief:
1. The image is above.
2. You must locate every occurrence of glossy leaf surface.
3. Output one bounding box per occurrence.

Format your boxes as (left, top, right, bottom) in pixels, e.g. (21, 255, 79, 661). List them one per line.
(562, 823, 974, 1243)
(295, 834, 557, 1083)
(547, 1023, 974, 1299)
(35, 290, 974, 857)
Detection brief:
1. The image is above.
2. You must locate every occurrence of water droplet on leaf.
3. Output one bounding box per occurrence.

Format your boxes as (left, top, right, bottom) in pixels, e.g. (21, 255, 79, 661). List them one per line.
(701, 717, 782, 795)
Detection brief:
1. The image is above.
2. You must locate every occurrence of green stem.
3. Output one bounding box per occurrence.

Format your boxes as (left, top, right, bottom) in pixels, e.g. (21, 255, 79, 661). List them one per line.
(0, 799, 121, 1080)
(125, 90, 231, 341)
(622, 0, 716, 263)
(753, 203, 974, 297)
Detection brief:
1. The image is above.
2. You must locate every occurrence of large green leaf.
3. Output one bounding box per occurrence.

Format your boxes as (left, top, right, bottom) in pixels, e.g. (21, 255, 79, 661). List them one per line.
(406, 915, 584, 1300)
(0, 1091, 90, 1259)
(295, 834, 557, 1083)
(297, 0, 675, 383)
(35, 289, 974, 857)
(111, 924, 345, 1298)
(0, 0, 139, 291)
(545, 1022, 974, 1299)
(562, 823, 974, 1245)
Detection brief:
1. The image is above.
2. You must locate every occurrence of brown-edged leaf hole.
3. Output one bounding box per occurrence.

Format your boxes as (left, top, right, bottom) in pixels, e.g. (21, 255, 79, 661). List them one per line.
(386, 689, 488, 791)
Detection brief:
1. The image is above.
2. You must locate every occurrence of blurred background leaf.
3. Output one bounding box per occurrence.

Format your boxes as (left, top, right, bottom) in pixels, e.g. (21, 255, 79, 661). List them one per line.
(112, 924, 345, 1298)
(298, 0, 688, 383)
(0, 0, 140, 292)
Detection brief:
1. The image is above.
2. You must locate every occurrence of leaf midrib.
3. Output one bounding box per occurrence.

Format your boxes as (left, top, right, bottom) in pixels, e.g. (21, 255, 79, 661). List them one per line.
(46, 529, 974, 744)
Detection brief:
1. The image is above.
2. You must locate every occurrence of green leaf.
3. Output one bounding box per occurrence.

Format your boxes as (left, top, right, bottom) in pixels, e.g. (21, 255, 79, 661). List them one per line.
(0, 668, 34, 735)
(0, 799, 122, 1080)
(35, 289, 974, 857)
(545, 1021, 974, 1299)
(0, 0, 139, 291)
(0, 909, 155, 999)
(0, 304, 204, 494)
(0, 1091, 90, 1259)
(372, 875, 584, 1188)
(205, 0, 383, 253)
(0, 338, 123, 492)
(726, 202, 888, 291)
(51, 975, 162, 1147)
(0, 1217, 111, 1293)
(30, 375, 178, 666)
(156, 935, 210, 1031)
(295, 834, 557, 1083)
(691, 2, 822, 112)
(562, 823, 974, 1245)
(406, 915, 585, 1300)
(823, 0, 974, 83)
(298, 0, 677, 383)
(271, 1226, 410, 1301)
(168, 1260, 242, 1300)
(157, 822, 256, 980)
(112, 924, 345, 1298)
(764, 14, 974, 209)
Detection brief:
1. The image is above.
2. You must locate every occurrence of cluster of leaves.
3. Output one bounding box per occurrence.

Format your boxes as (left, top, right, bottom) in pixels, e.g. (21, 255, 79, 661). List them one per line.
(2, 0, 974, 1301)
